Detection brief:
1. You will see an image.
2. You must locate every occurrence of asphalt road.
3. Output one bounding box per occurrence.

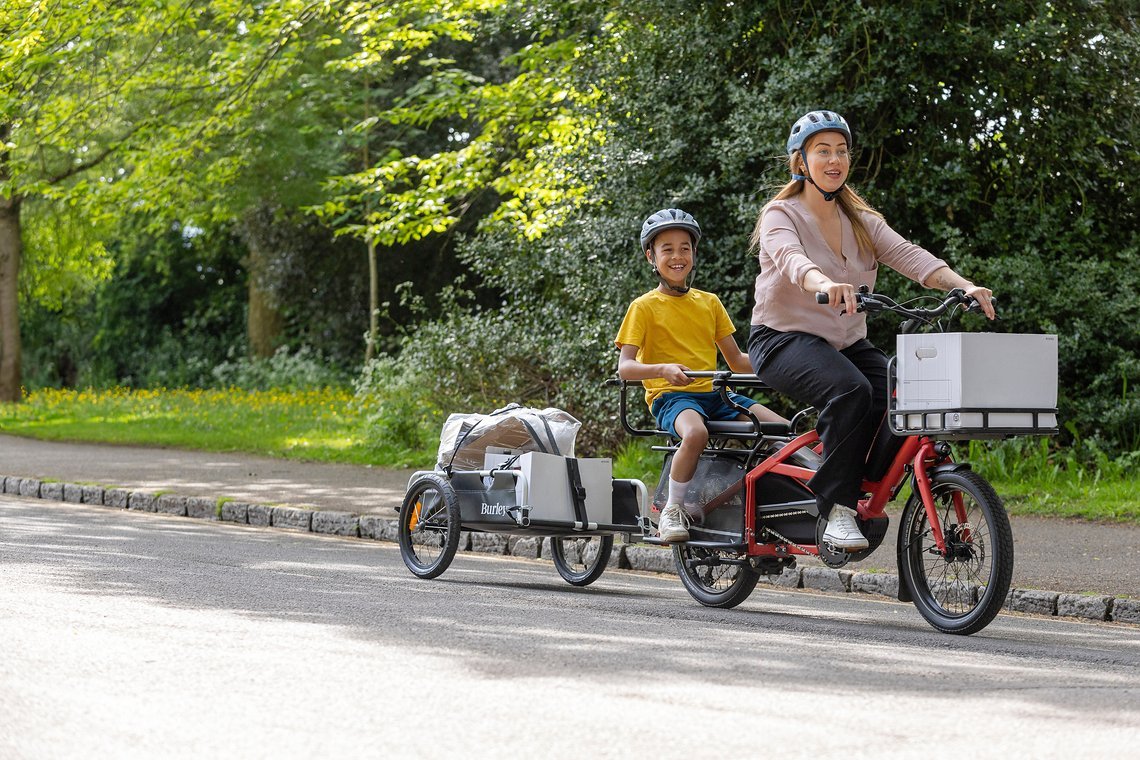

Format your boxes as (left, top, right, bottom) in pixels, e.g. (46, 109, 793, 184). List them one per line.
(3, 496, 1139, 759)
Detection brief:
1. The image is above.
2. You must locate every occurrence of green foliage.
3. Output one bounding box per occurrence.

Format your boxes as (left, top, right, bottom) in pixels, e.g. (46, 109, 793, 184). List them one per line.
(613, 437, 663, 486)
(351, 356, 444, 464)
(312, 1, 601, 246)
(398, 0, 1140, 458)
(211, 346, 350, 391)
(21, 216, 246, 389)
(19, 200, 115, 310)
(964, 435, 1140, 522)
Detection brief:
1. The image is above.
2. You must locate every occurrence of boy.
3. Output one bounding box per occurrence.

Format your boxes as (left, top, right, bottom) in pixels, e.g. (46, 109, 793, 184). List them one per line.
(615, 208, 785, 543)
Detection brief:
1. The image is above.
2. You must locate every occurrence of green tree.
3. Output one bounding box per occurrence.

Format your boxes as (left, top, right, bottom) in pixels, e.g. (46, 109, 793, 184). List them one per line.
(1, 0, 328, 397)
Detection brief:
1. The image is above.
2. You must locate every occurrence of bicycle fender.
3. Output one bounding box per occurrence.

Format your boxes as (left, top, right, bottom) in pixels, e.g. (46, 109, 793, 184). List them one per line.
(930, 462, 973, 476)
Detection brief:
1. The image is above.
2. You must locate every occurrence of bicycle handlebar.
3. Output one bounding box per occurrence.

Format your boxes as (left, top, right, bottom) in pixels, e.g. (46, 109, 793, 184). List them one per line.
(814, 287, 990, 324)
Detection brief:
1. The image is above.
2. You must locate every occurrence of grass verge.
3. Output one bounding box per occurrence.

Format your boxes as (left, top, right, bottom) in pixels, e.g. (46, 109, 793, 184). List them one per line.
(0, 387, 430, 466)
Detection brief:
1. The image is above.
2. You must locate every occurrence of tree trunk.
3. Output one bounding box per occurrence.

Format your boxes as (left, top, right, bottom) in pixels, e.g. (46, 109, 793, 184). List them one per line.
(0, 128, 23, 402)
(365, 235, 378, 363)
(246, 237, 283, 359)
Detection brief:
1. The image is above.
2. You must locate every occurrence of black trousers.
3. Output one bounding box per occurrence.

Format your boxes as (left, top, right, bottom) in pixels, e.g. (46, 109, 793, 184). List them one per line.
(748, 325, 892, 518)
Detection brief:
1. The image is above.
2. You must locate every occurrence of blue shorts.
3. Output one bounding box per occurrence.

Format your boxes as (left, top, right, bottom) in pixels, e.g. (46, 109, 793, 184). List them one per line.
(651, 391, 758, 438)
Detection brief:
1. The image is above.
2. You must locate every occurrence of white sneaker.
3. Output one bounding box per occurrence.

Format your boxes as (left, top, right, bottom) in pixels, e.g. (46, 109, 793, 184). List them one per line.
(822, 504, 869, 551)
(658, 503, 691, 543)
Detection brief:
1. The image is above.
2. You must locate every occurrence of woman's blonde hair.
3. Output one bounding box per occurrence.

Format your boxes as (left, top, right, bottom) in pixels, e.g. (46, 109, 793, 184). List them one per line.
(749, 146, 882, 256)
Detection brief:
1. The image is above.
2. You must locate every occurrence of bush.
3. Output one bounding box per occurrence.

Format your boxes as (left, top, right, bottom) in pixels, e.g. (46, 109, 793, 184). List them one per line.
(210, 346, 348, 391)
(351, 356, 445, 462)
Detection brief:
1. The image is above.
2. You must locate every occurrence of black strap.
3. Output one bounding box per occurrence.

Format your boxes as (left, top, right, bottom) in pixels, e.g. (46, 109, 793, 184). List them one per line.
(519, 418, 549, 454)
(564, 458, 589, 526)
(540, 416, 561, 455)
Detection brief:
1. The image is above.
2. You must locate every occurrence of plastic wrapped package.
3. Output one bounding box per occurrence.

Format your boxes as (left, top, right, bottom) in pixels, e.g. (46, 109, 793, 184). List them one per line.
(437, 403, 581, 472)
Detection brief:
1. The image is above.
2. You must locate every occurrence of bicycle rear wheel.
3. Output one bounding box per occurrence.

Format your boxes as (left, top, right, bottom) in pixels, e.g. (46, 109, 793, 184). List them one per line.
(899, 468, 1013, 635)
(550, 535, 613, 586)
(673, 545, 759, 609)
(398, 472, 462, 579)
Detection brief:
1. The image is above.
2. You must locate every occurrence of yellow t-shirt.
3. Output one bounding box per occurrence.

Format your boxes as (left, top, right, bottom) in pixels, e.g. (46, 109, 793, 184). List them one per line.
(614, 288, 737, 409)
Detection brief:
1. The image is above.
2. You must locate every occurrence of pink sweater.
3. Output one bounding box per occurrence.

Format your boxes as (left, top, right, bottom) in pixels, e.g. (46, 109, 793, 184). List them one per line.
(750, 196, 947, 350)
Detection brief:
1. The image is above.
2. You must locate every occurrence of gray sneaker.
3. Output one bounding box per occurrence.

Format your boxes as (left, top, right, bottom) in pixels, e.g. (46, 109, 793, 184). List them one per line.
(658, 503, 691, 543)
(822, 504, 869, 550)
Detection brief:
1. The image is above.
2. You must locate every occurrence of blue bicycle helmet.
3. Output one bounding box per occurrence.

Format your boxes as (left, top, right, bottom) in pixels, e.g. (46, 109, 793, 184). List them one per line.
(787, 110, 853, 154)
(787, 110, 853, 202)
(639, 208, 702, 252)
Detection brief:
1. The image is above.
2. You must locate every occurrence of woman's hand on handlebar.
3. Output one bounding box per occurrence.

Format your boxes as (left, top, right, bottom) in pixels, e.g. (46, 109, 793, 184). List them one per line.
(818, 280, 859, 315)
(802, 269, 859, 315)
(962, 284, 997, 320)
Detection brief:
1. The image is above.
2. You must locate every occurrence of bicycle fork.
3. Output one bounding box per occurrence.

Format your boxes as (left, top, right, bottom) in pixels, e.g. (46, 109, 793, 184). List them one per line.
(909, 437, 969, 556)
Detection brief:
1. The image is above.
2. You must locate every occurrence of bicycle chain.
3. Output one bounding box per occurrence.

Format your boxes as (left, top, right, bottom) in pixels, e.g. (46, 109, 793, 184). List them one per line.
(757, 511, 816, 556)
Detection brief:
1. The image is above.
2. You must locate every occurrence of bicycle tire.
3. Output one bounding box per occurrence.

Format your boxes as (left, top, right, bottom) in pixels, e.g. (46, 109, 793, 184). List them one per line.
(398, 472, 462, 579)
(673, 544, 760, 609)
(550, 535, 614, 587)
(899, 468, 1013, 635)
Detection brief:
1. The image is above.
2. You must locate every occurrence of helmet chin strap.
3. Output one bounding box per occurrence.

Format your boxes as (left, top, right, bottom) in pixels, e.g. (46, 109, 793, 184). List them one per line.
(652, 264, 695, 294)
(794, 150, 844, 202)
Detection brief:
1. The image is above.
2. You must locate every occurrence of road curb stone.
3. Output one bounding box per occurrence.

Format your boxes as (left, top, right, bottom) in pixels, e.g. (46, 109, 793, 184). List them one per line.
(1008, 589, 1059, 616)
(187, 497, 218, 521)
(221, 502, 250, 524)
(105, 489, 130, 509)
(156, 494, 188, 516)
(128, 492, 156, 512)
(1057, 593, 1113, 621)
(312, 510, 360, 537)
(272, 506, 313, 532)
(248, 504, 273, 526)
(7, 472, 1136, 628)
(1113, 599, 1140, 624)
(624, 545, 674, 573)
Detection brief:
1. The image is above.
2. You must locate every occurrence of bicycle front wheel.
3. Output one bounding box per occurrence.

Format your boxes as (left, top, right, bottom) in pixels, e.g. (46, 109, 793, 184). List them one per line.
(673, 545, 759, 609)
(899, 468, 1013, 635)
(398, 472, 462, 579)
(550, 535, 613, 586)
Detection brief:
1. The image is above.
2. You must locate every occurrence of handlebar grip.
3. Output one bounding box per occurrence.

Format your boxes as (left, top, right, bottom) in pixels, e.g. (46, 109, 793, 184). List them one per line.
(815, 292, 829, 304)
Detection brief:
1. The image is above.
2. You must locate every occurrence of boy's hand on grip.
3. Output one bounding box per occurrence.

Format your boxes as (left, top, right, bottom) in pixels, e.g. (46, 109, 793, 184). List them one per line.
(661, 364, 693, 385)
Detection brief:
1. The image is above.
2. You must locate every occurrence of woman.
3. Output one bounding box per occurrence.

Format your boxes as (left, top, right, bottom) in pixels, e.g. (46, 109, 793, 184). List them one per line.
(747, 110, 995, 550)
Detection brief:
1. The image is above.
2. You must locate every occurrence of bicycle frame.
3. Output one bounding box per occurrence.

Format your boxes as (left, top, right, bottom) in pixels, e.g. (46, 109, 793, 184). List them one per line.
(610, 366, 970, 561)
(742, 428, 957, 558)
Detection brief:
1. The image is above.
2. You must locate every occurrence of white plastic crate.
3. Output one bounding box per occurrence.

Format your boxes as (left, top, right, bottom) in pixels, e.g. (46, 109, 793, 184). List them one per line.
(894, 332, 1058, 434)
(484, 450, 614, 525)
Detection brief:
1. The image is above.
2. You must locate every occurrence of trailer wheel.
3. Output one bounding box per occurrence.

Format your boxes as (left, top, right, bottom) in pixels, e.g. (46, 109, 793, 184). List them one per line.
(398, 473, 461, 579)
(551, 535, 613, 586)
